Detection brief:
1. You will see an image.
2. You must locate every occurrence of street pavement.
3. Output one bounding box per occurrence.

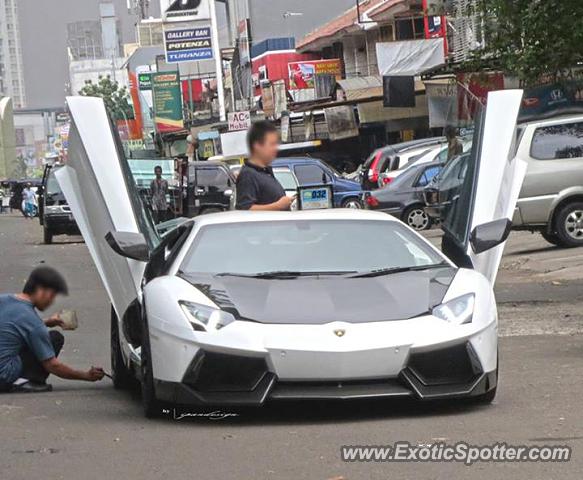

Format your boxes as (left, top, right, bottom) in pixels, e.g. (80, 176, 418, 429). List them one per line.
(1, 212, 583, 480)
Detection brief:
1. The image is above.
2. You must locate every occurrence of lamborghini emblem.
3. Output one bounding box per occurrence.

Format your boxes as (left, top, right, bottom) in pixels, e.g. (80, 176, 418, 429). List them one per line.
(334, 329, 346, 337)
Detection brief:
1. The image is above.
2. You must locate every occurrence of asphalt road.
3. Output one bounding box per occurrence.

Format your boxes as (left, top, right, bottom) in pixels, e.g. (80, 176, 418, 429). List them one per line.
(1, 213, 583, 480)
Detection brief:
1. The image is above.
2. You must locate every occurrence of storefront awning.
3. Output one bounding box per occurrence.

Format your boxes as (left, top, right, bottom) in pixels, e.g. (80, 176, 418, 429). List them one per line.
(376, 38, 446, 76)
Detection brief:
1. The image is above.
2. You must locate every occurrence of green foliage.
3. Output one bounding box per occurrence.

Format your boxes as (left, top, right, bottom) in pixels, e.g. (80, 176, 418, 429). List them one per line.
(78, 75, 135, 120)
(468, 0, 583, 86)
(13, 155, 28, 179)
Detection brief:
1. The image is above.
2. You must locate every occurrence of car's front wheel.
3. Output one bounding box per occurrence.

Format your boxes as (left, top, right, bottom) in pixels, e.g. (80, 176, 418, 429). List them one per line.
(110, 306, 133, 390)
(540, 230, 561, 246)
(141, 313, 162, 418)
(555, 202, 583, 247)
(403, 205, 431, 231)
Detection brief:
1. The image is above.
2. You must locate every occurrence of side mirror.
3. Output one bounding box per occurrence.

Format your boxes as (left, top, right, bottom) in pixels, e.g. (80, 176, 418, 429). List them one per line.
(470, 218, 512, 254)
(105, 231, 150, 262)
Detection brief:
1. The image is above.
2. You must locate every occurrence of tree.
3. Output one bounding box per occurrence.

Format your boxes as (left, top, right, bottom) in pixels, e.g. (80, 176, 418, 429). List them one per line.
(78, 75, 135, 120)
(467, 0, 583, 86)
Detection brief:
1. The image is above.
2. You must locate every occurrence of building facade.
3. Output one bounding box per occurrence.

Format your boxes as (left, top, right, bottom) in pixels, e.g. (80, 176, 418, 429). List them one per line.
(0, 0, 26, 108)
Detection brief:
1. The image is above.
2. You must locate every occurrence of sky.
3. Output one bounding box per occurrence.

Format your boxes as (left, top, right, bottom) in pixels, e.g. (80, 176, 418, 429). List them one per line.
(18, 0, 161, 109)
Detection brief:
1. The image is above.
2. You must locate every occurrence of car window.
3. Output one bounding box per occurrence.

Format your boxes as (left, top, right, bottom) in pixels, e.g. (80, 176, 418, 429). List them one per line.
(294, 164, 329, 184)
(46, 170, 62, 195)
(531, 122, 583, 160)
(416, 165, 441, 187)
(181, 220, 445, 275)
(196, 167, 230, 189)
(274, 169, 298, 190)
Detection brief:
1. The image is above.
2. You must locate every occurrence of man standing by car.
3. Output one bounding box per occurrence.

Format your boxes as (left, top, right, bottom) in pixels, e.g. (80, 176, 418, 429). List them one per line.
(150, 165, 169, 223)
(445, 126, 463, 162)
(236, 121, 294, 211)
(0, 266, 105, 393)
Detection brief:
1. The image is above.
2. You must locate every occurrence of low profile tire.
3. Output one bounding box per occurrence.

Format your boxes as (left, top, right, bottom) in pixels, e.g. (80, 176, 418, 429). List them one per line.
(110, 306, 133, 390)
(341, 197, 362, 209)
(43, 227, 53, 244)
(540, 230, 561, 246)
(403, 205, 431, 231)
(555, 202, 583, 248)
(141, 312, 162, 418)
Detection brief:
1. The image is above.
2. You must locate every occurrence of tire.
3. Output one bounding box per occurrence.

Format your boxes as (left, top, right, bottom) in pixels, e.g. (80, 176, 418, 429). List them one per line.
(540, 230, 561, 246)
(403, 205, 432, 231)
(43, 227, 53, 244)
(555, 202, 583, 248)
(341, 197, 362, 209)
(141, 311, 162, 418)
(110, 306, 133, 390)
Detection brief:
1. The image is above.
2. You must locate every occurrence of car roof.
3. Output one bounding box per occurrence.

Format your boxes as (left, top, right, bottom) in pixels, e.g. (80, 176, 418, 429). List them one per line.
(190, 161, 228, 167)
(518, 114, 583, 128)
(378, 137, 446, 154)
(273, 157, 323, 166)
(192, 209, 399, 227)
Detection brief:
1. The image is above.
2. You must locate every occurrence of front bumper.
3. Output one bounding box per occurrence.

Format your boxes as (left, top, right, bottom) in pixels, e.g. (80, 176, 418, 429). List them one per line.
(153, 340, 497, 406)
(44, 213, 79, 234)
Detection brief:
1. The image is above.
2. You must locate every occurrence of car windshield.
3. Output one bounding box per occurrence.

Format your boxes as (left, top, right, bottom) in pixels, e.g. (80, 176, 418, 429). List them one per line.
(180, 220, 446, 276)
(46, 170, 62, 195)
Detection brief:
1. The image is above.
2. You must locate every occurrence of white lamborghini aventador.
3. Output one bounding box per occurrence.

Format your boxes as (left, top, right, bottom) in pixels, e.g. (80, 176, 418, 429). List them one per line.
(57, 91, 526, 417)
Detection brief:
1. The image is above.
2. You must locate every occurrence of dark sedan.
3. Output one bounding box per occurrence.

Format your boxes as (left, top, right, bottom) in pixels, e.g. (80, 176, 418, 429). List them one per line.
(363, 160, 443, 231)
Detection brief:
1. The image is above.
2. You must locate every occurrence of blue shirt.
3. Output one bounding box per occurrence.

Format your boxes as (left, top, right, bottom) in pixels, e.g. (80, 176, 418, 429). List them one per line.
(0, 294, 55, 385)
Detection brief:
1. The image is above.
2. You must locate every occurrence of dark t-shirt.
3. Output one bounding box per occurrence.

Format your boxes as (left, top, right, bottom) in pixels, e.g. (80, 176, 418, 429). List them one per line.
(235, 162, 286, 210)
(0, 295, 55, 384)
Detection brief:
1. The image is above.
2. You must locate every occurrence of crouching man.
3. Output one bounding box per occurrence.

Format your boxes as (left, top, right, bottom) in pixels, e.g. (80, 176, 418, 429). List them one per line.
(0, 266, 105, 393)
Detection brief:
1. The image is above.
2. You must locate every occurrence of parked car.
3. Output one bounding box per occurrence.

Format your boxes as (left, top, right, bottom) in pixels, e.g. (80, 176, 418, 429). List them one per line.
(185, 161, 236, 216)
(379, 139, 473, 188)
(38, 165, 79, 244)
(513, 115, 583, 247)
(272, 157, 364, 208)
(361, 137, 446, 190)
(365, 160, 444, 230)
(424, 153, 471, 222)
(57, 92, 525, 416)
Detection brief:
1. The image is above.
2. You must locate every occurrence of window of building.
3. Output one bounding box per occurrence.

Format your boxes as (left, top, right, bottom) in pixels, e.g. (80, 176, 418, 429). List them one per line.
(379, 25, 394, 42)
(395, 17, 425, 41)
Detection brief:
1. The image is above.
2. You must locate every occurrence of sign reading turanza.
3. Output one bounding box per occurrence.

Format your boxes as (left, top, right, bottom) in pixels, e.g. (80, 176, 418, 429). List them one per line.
(164, 26, 213, 63)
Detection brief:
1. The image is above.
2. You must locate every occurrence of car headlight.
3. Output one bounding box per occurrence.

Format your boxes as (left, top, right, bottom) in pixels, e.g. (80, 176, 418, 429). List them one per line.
(432, 293, 475, 325)
(179, 300, 235, 332)
(45, 205, 61, 213)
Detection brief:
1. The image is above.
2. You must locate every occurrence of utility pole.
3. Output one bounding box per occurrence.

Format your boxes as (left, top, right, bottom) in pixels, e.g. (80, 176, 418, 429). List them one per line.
(209, 0, 226, 121)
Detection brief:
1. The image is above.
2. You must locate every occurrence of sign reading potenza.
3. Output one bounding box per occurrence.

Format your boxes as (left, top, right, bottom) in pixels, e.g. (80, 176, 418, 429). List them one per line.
(164, 26, 213, 63)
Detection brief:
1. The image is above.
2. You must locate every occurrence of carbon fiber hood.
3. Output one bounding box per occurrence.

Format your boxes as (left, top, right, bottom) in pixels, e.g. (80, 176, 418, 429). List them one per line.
(179, 267, 457, 324)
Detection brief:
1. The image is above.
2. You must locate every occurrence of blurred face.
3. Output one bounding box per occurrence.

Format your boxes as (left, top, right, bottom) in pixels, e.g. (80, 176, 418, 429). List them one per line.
(155, 168, 162, 178)
(30, 288, 58, 311)
(252, 131, 280, 165)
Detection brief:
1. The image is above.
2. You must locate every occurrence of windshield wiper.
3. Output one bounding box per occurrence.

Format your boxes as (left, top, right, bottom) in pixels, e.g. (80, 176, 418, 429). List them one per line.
(348, 263, 449, 279)
(216, 270, 356, 279)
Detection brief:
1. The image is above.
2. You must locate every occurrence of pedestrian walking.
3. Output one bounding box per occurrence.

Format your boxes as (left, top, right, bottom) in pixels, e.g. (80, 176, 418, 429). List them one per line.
(150, 166, 169, 224)
(22, 183, 36, 218)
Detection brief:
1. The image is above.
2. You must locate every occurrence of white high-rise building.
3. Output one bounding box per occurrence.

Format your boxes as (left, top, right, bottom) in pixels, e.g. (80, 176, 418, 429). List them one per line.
(0, 0, 26, 108)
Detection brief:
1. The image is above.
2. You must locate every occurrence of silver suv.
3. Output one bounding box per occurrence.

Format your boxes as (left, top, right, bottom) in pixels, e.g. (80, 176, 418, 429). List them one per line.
(513, 115, 583, 247)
